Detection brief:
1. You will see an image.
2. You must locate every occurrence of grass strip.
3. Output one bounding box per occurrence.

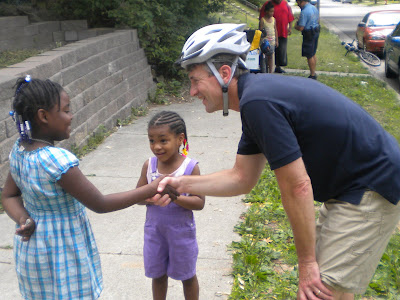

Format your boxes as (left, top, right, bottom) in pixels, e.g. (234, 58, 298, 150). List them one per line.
(0, 49, 41, 68)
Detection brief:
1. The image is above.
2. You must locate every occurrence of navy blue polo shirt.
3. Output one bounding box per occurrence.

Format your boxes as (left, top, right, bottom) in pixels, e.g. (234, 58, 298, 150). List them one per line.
(237, 72, 400, 205)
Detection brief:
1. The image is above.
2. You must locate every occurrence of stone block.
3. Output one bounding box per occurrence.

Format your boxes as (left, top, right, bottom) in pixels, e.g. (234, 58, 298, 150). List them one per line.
(67, 65, 109, 100)
(95, 28, 115, 36)
(53, 31, 65, 43)
(33, 56, 63, 79)
(77, 29, 98, 40)
(0, 121, 7, 143)
(5, 117, 17, 139)
(0, 137, 16, 164)
(0, 36, 34, 51)
(0, 77, 16, 103)
(0, 26, 23, 40)
(32, 32, 55, 49)
(0, 16, 28, 29)
(65, 30, 78, 42)
(0, 161, 10, 186)
(24, 24, 39, 37)
(0, 98, 12, 123)
(36, 21, 60, 34)
(60, 20, 88, 31)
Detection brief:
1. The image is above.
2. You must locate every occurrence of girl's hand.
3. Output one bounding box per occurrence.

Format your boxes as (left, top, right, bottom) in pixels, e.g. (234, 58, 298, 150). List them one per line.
(16, 217, 36, 241)
(146, 194, 172, 207)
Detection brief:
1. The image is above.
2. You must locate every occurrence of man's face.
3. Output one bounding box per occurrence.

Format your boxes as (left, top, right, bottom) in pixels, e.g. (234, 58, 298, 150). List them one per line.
(188, 65, 223, 113)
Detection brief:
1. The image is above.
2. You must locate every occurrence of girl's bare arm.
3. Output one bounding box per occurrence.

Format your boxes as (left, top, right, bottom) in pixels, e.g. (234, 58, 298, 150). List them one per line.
(58, 166, 178, 213)
(136, 160, 150, 205)
(1, 172, 36, 240)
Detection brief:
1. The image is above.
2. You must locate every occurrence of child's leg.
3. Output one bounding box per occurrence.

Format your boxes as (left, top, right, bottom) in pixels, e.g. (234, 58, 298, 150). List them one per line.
(152, 274, 168, 300)
(267, 54, 274, 73)
(182, 275, 199, 300)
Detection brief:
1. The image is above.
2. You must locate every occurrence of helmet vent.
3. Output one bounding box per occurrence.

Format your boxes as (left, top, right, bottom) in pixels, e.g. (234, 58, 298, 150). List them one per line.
(217, 32, 235, 43)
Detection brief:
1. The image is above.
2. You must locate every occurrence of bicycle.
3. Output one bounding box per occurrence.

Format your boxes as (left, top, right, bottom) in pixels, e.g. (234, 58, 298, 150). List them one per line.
(341, 39, 381, 67)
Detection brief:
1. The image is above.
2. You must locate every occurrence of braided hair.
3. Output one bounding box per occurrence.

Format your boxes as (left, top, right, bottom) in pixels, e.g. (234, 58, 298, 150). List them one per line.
(12, 76, 64, 138)
(148, 111, 189, 154)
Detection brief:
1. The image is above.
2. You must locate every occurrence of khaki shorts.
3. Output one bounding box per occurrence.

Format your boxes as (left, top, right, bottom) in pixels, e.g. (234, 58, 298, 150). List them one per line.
(316, 191, 400, 294)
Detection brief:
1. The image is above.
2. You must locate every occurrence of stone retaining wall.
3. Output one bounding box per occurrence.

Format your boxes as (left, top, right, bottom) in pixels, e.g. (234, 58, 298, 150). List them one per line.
(0, 16, 114, 52)
(0, 29, 156, 186)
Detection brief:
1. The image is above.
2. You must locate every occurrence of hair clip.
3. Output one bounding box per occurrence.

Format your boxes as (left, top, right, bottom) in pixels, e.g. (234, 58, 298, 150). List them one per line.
(9, 111, 15, 121)
(181, 139, 189, 157)
(15, 75, 31, 97)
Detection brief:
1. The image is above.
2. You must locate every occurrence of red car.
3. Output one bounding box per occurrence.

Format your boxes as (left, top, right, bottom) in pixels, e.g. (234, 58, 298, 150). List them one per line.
(356, 10, 400, 54)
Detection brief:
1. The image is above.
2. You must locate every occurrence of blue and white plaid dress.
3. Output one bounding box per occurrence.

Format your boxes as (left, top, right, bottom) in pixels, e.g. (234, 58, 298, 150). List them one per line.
(9, 139, 103, 300)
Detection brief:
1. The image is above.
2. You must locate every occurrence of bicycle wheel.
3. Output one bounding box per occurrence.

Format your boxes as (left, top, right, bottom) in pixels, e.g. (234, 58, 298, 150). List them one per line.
(358, 50, 381, 66)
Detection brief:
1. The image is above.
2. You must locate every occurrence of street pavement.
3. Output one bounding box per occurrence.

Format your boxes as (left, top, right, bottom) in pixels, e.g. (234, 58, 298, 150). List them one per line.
(0, 98, 247, 299)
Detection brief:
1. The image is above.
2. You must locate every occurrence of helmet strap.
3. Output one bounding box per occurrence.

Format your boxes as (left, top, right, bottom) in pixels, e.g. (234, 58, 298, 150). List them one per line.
(207, 56, 239, 117)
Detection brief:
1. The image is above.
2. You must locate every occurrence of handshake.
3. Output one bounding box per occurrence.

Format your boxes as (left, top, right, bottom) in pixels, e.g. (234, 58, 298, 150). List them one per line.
(148, 176, 181, 205)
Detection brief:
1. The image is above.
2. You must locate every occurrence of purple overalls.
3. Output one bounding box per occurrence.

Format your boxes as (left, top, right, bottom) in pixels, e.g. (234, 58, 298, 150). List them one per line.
(144, 156, 199, 280)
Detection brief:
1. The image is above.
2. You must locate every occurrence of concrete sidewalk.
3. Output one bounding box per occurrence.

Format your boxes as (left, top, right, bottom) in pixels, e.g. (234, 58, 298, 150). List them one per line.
(0, 98, 247, 299)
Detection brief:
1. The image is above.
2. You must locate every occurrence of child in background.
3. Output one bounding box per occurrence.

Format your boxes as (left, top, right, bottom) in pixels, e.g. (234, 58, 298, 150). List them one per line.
(259, 2, 279, 73)
(136, 111, 205, 300)
(1, 76, 178, 300)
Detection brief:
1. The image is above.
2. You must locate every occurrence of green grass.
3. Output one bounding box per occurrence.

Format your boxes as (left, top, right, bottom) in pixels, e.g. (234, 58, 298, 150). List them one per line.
(0, 49, 41, 68)
(287, 24, 370, 74)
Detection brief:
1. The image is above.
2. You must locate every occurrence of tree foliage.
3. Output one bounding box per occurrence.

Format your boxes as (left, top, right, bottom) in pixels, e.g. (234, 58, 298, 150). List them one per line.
(109, 0, 225, 77)
(48, 0, 225, 78)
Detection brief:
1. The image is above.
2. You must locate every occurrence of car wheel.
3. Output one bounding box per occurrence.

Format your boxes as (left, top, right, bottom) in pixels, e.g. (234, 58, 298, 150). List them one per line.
(385, 52, 396, 78)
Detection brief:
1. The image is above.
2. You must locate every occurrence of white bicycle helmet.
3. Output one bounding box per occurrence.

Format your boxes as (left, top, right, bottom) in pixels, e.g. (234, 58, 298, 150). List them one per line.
(176, 23, 250, 116)
(176, 23, 250, 69)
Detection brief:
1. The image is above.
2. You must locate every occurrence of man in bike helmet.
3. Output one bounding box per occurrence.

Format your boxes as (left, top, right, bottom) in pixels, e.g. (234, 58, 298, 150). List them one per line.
(156, 23, 400, 300)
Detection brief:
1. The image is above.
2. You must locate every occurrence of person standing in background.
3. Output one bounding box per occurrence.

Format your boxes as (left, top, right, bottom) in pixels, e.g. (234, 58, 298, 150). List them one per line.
(259, 0, 294, 73)
(295, 0, 320, 80)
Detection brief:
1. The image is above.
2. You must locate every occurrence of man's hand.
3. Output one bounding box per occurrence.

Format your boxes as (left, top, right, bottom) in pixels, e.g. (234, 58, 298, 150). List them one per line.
(16, 218, 36, 242)
(146, 176, 180, 206)
(297, 261, 333, 300)
(159, 184, 180, 201)
(149, 176, 180, 201)
(157, 176, 181, 194)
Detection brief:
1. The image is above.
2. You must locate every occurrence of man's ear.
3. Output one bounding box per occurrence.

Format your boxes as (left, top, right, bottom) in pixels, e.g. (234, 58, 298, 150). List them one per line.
(37, 109, 48, 124)
(219, 65, 232, 85)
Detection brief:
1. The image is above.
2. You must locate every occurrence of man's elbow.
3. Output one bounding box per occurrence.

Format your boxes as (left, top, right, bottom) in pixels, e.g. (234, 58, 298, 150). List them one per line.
(292, 178, 312, 198)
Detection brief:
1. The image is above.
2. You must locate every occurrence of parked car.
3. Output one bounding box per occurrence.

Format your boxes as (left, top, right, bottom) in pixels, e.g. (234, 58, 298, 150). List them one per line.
(356, 10, 400, 55)
(341, 0, 352, 3)
(384, 21, 400, 85)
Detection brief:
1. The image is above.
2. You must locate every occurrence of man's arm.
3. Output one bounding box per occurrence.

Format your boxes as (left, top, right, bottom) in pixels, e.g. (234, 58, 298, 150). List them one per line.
(157, 153, 266, 197)
(274, 157, 332, 299)
(295, 23, 304, 31)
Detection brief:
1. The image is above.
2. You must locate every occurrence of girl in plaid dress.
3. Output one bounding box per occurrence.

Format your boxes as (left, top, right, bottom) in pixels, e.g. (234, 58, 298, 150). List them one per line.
(1, 76, 178, 300)
(136, 111, 205, 300)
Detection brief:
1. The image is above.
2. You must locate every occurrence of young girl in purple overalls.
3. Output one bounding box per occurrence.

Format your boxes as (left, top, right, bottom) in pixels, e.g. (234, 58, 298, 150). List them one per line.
(136, 111, 205, 300)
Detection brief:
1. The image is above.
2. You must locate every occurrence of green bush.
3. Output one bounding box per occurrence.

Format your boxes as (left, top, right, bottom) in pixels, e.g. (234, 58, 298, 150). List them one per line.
(109, 0, 224, 78)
